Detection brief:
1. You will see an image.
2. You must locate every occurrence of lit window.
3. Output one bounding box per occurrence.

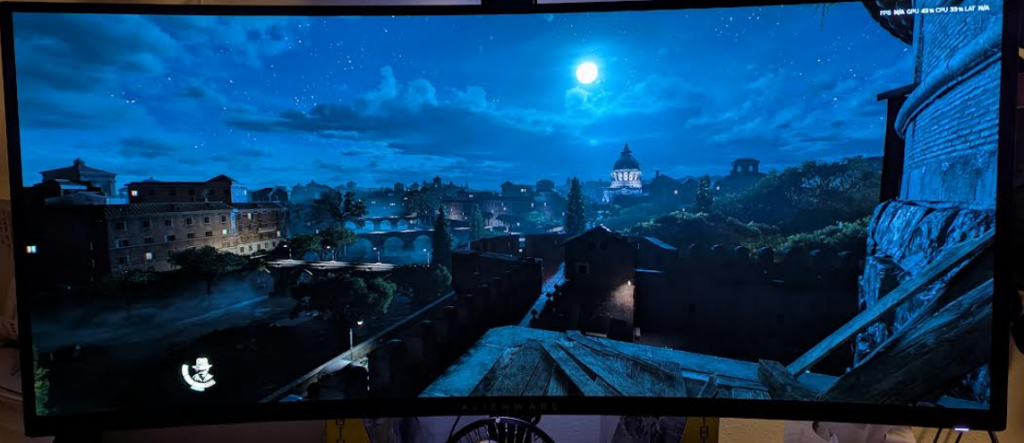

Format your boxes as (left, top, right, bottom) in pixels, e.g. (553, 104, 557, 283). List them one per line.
(247, 213, 252, 220)
(674, 190, 679, 195)
(25, 245, 37, 254)
(276, 231, 281, 238)
(221, 228, 229, 235)
(520, 188, 525, 193)
(144, 252, 154, 260)
(130, 190, 139, 197)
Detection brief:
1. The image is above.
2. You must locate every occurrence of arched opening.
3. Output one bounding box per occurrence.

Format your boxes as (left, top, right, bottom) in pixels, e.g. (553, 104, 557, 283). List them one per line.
(344, 221, 360, 232)
(383, 237, 404, 257)
(348, 238, 374, 261)
(413, 235, 432, 265)
(396, 219, 410, 231)
(379, 219, 393, 231)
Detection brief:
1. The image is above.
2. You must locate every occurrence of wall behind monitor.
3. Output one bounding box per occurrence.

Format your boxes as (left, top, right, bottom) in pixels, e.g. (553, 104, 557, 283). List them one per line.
(0, 0, 1019, 441)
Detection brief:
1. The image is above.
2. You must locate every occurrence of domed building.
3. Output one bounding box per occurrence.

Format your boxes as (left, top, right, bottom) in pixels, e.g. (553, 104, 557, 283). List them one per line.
(603, 143, 643, 203)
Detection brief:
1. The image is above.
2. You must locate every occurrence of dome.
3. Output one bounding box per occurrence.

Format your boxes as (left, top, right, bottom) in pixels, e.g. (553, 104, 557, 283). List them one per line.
(613, 144, 640, 170)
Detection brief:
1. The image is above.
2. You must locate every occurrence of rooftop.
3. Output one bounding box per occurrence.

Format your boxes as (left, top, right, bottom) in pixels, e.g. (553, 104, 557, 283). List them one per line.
(103, 202, 234, 217)
(40, 158, 116, 178)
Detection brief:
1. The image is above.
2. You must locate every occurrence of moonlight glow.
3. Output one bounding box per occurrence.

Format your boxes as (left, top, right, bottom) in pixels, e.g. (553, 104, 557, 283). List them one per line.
(576, 62, 598, 84)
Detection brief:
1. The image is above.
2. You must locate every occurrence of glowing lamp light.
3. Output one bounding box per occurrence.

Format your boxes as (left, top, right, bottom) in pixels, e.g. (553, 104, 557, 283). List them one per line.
(356, 320, 365, 326)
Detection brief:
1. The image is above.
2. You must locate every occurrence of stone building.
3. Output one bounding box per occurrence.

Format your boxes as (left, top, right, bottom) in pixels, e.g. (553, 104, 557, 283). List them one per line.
(559, 226, 637, 336)
(252, 186, 289, 203)
(233, 203, 288, 255)
(714, 158, 766, 195)
(104, 202, 240, 273)
(646, 172, 696, 209)
(603, 144, 643, 203)
(40, 158, 118, 198)
(127, 175, 249, 204)
(289, 180, 334, 203)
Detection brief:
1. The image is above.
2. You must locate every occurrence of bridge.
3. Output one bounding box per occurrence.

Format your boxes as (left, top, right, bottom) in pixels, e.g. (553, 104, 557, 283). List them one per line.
(345, 215, 426, 233)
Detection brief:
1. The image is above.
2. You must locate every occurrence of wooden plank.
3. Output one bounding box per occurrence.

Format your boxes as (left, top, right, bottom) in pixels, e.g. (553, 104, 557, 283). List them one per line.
(522, 353, 556, 397)
(786, 230, 993, 374)
(486, 341, 546, 396)
(567, 331, 688, 397)
(554, 341, 649, 397)
(758, 360, 816, 401)
(728, 387, 769, 400)
(470, 347, 517, 396)
(697, 375, 719, 399)
(820, 279, 993, 405)
(541, 342, 610, 397)
(545, 371, 571, 397)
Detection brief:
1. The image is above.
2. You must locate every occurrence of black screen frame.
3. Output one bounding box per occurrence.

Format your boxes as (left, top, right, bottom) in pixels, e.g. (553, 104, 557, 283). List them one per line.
(1, 0, 1016, 435)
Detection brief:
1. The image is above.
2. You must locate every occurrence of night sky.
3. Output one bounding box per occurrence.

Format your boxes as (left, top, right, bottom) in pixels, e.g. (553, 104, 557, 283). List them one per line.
(13, 3, 911, 191)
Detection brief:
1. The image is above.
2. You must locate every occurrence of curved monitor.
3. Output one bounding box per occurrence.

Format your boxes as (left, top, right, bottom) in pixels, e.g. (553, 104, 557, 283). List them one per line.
(2, 0, 1016, 435)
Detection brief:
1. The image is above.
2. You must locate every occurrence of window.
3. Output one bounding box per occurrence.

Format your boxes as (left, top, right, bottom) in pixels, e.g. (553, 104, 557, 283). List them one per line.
(90, 259, 96, 269)
(130, 190, 139, 197)
(143, 237, 154, 244)
(185, 217, 194, 226)
(240, 247, 245, 254)
(221, 228, 229, 235)
(203, 216, 211, 224)
(247, 213, 252, 220)
(142, 220, 152, 229)
(187, 233, 196, 239)
(25, 245, 37, 254)
(276, 230, 281, 238)
(249, 245, 254, 252)
(118, 256, 128, 265)
(115, 221, 126, 231)
(144, 252, 154, 260)
(575, 262, 590, 275)
(205, 231, 213, 237)
(221, 215, 228, 223)
(116, 239, 130, 248)
(165, 234, 176, 242)
(164, 219, 173, 227)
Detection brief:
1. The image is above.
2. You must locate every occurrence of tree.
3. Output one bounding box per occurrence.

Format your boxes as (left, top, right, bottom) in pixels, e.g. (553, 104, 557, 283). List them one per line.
(432, 203, 454, 271)
(169, 246, 247, 294)
(291, 274, 396, 348)
(693, 175, 714, 214)
(317, 226, 358, 260)
(288, 234, 322, 260)
(565, 177, 587, 236)
(101, 269, 158, 315)
(469, 204, 485, 241)
(716, 157, 881, 234)
(309, 189, 368, 228)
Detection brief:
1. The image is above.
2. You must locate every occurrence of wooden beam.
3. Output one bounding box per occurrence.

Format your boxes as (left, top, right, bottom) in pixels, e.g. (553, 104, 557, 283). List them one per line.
(554, 341, 650, 397)
(758, 360, 816, 401)
(566, 331, 689, 397)
(819, 279, 993, 405)
(786, 230, 993, 375)
(697, 375, 719, 399)
(541, 342, 609, 397)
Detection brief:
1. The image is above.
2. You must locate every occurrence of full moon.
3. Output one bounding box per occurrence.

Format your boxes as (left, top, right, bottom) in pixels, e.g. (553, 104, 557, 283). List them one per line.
(576, 62, 598, 84)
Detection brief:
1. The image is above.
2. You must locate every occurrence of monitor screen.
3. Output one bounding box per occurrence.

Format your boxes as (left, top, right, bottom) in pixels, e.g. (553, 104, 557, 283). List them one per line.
(3, 0, 1012, 433)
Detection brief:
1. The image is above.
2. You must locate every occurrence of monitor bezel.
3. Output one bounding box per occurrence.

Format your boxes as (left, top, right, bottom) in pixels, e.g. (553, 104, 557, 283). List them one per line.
(1, 0, 1015, 435)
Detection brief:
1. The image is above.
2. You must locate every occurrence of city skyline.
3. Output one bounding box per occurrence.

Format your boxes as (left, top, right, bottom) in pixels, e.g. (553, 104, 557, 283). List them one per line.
(14, 3, 910, 190)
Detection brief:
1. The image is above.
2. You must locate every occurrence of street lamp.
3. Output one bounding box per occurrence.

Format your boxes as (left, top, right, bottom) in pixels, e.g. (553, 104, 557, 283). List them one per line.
(326, 245, 332, 262)
(282, 244, 290, 259)
(373, 247, 381, 263)
(423, 248, 431, 266)
(349, 319, 365, 352)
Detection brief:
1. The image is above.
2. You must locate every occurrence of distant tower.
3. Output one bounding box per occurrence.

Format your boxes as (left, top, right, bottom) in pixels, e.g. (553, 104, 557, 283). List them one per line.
(604, 144, 643, 203)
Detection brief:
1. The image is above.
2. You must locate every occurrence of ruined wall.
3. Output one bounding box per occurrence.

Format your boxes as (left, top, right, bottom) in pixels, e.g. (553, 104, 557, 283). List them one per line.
(896, 0, 1002, 205)
(858, 0, 1002, 404)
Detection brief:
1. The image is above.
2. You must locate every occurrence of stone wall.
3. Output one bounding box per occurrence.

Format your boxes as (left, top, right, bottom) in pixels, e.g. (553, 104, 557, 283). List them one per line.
(897, 0, 1002, 205)
(855, 200, 994, 401)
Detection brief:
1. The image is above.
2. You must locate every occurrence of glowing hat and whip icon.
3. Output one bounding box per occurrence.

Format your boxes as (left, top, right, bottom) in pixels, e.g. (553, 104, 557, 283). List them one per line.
(182, 357, 216, 392)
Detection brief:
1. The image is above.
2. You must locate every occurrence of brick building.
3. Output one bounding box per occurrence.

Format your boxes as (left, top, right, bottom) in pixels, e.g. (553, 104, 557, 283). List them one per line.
(234, 203, 287, 255)
(127, 174, 249, 204)
(105, 203, 239, 273)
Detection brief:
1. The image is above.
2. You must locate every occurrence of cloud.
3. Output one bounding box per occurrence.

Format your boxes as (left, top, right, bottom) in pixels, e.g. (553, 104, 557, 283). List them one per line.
(150, 16, 311, 68)
(119, 137, 177, 159)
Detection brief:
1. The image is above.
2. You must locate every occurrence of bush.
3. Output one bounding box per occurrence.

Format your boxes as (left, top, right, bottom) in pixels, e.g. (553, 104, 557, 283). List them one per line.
(627, 211, 778, 248)
(773, 216, 870, 254)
